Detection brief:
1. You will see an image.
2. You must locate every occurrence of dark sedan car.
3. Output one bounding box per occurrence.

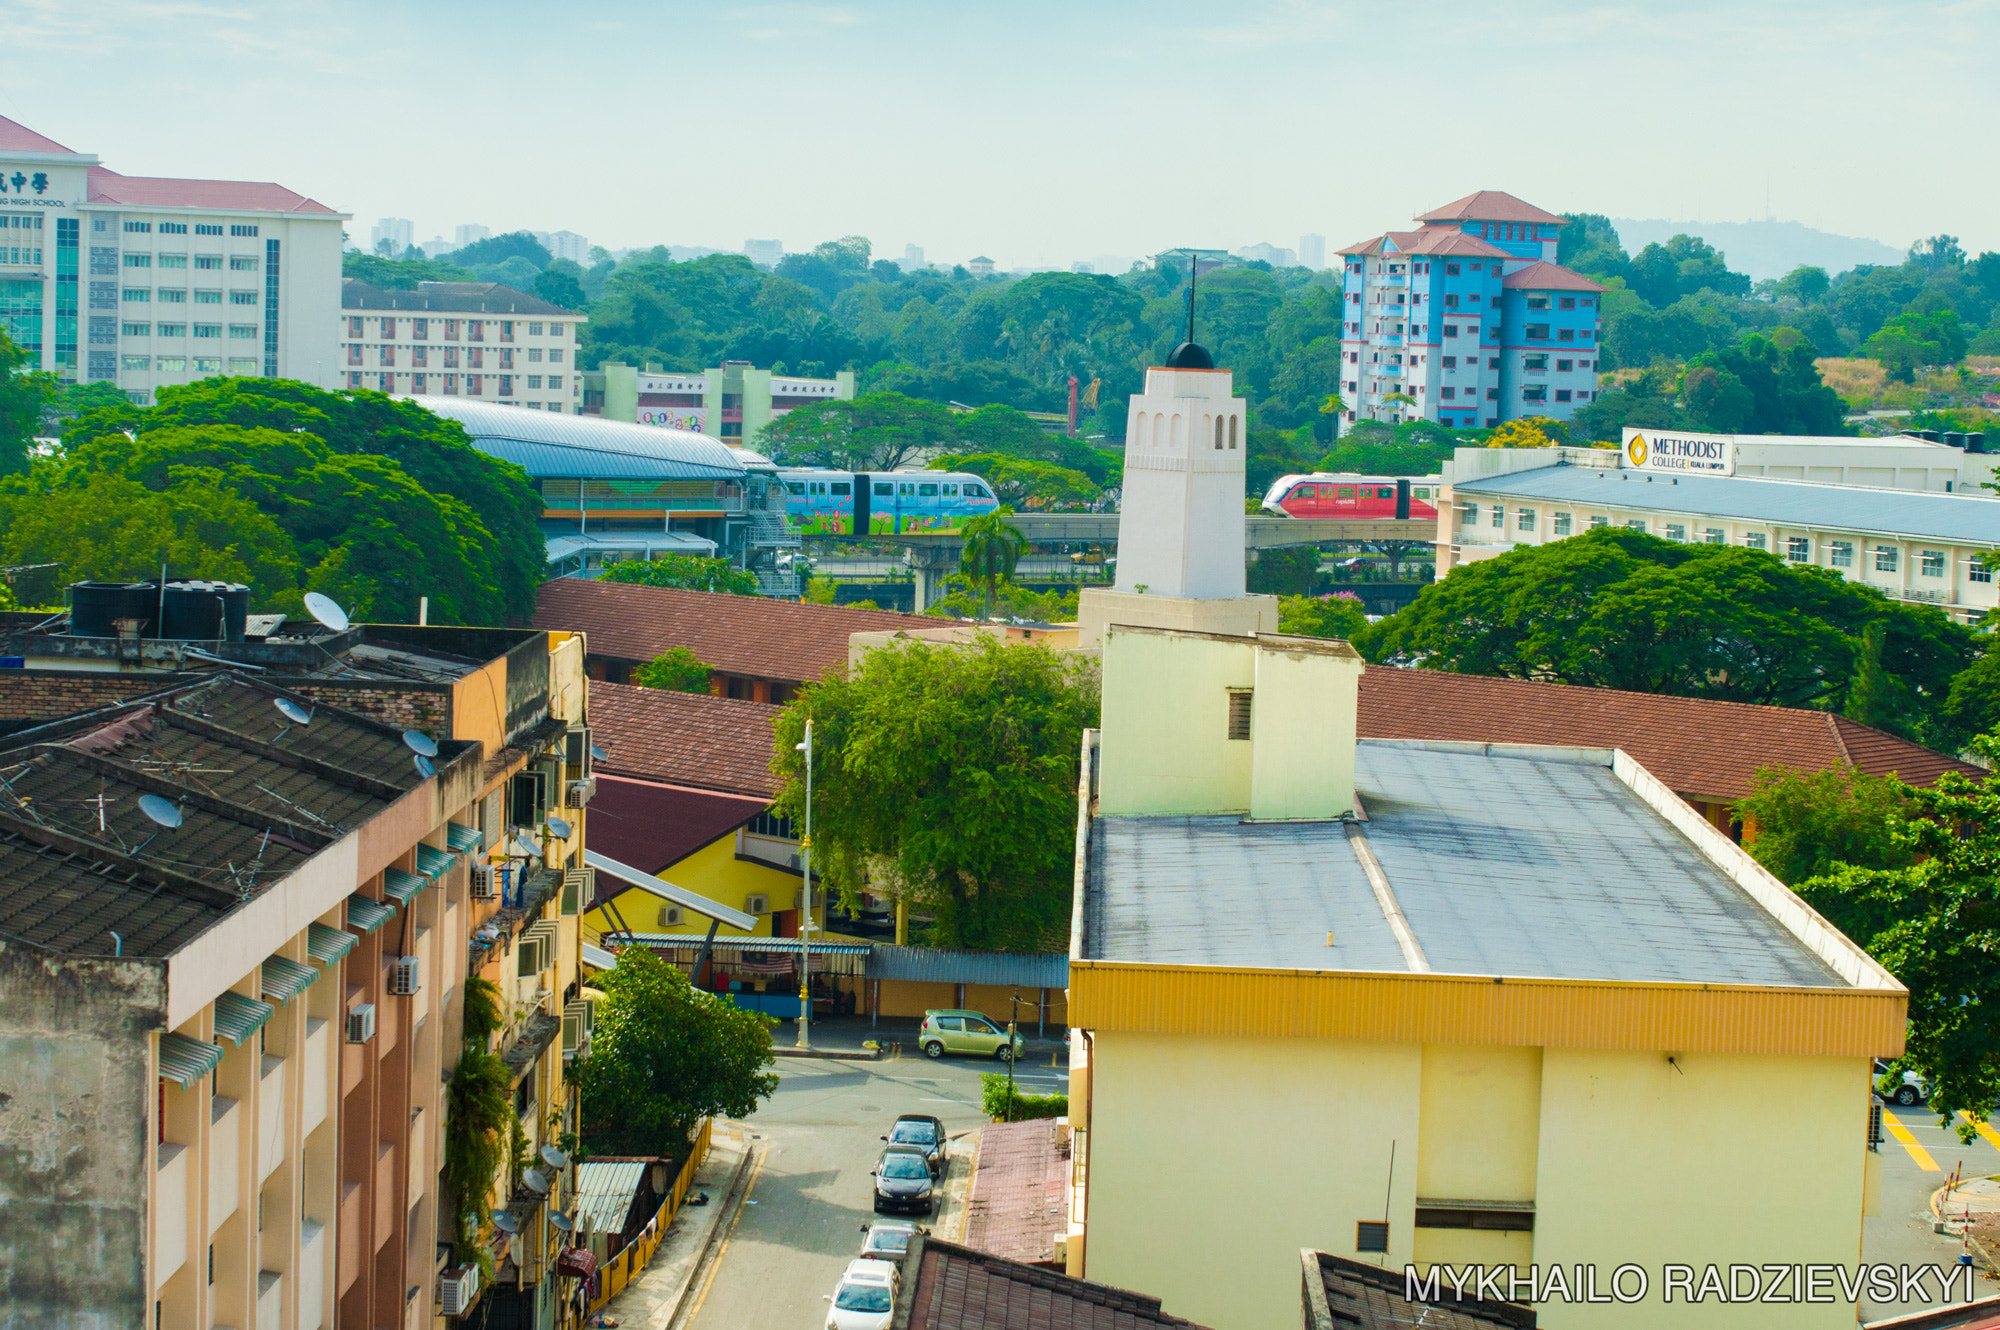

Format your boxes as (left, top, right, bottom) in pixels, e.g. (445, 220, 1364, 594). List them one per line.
(881, 1115, 948, 1176)
(871, 1146, 936, 1215)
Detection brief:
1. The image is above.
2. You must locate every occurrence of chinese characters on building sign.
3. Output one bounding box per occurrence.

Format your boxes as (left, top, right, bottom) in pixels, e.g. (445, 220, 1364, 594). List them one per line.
(1623, 428, 1737, 476)
(0, 172, 50, 195)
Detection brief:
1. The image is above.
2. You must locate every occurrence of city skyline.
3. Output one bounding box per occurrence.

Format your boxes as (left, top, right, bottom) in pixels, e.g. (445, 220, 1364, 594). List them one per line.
(4, 0, 1997, 268)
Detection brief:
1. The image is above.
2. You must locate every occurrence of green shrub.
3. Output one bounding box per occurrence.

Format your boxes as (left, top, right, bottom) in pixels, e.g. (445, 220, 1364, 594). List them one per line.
(981, 1071, 1068, 1122)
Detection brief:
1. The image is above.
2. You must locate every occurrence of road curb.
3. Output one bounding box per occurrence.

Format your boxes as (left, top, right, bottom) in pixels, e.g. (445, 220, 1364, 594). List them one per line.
(1931, 1179, 2000, 1276)
(657, 1143, 757, 1329)
(773, 1046, 882, 1061)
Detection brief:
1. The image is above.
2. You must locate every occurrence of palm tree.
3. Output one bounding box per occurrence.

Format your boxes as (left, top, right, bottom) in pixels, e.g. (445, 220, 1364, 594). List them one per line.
(959, 510, 1027, 619)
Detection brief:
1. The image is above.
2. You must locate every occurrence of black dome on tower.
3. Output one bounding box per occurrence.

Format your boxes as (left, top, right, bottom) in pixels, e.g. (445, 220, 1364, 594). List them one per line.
(1165, 341, 1214, 369)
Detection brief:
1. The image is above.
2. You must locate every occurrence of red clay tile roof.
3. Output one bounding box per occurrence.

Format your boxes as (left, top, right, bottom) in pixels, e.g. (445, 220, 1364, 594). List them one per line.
(536, 579, 958, 685)
(1416, 191, 1567, 226)
(587, 776, 768, 883)
(0, 115, 77, 155)
(86, 167, 338, 214)
(1500, 259, 1607, 293)
(903, 1236, 1209, 1329)
(1401, 229, 1513, 258)
(589, 681, 780, 797)
(963, 1120, 1069, 1265)
(1336, 234, 1391, 256)
(1357, 667, 1982, 801)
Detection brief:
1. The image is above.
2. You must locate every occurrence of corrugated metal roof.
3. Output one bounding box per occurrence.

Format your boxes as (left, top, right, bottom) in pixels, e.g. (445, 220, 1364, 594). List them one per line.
(575, 1160, 648, 1237)
(581, 942, 618, 971)
(867, 946, 1068, 987)
(446, 823, 484, 853)
(1451, 465, 2000, 546)
(545, 531, 719, 561)
(382, 868, 427, 905)
(618, 933, 871, 954)
(347, 895, 395, 934)
(261, 955, 320, 1005)
(213, 990, 276, 1047)
(412, 397, 745, 480)
(307, 921, 356, 964)
(415, 844, 456, 878)
(158, 1031, 224, 1086)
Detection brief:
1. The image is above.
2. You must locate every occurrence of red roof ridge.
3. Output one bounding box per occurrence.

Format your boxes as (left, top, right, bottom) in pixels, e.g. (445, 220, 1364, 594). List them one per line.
(0, 114, 77, 155)
(1416, 190, 1567, 226)
(1823, 711, 1855, 770)
(1499, 260, 1607, 293)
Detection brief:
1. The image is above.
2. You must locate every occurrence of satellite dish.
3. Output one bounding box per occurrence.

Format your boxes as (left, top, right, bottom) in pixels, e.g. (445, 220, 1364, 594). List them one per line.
(491, 1212, 519, 1234)
(551, 1212, 575, 1233)
(274, 698, 313, 726)
(302, 592, 350, 633)
(137, 794, 183, 829)
(590, 743, 607, 762)
(540, 1144, 570, 1171)
(413, 754, 435, 779)
(522, 1167, 551, 1195)
(545, 815, 573, 840)
(402, 730, 439, 757)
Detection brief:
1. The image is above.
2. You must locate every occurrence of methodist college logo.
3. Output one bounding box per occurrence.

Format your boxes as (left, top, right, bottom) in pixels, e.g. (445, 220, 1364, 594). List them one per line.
(1627, 434, 1649, 467)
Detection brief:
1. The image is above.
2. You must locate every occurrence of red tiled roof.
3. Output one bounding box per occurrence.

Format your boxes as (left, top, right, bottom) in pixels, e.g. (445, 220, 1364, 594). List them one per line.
(535, 579, 959, 685)
(589, 681, 780, 797)
(1416, 190, 1567, 226)
(1357, 667, 1983, 801)
(1336, 234, 1390, 256)
(1500, 260, 1606, 293)
(1400, 229, 1513, 258)
(586, 776, 768, 883)
(0, 115, 76, 154)
(963, 1119, 1069, 1264)
(904, 1236, 1209, 1330)
(86, 167, 337, 214)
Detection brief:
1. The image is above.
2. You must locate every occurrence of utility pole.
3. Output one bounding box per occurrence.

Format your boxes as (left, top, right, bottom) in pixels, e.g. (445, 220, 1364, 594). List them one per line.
(795, 720, 814, 1050)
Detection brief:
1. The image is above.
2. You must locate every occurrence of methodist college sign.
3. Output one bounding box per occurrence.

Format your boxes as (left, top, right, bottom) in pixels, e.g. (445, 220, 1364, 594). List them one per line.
(1622, 428, 1736, 476)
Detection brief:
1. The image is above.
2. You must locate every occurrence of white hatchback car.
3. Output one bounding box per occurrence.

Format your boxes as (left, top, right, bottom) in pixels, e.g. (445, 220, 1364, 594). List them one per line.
(858, 1220, 919, 1265)
(826, 1258, 899, 1330)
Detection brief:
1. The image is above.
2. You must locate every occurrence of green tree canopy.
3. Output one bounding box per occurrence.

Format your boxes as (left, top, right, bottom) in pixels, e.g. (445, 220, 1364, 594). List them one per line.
(0, 330, 54, 477)
(599, 554, 760, 596)
(341, 253, 476, 289)
(633, 647, 715, 693)
(958, 510, 1028, 618)
(1278, 592, 1369, 639)
(772, 637, 1100, 949)
(573, 945, 779, 1155)
(937, 453, 1098, 509)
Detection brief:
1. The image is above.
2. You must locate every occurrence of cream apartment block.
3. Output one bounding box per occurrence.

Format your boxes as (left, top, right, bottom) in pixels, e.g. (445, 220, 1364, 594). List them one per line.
(1438, 443, 2000, 626)
(341, 278, 587, 412)
(0, 114, 343, 402)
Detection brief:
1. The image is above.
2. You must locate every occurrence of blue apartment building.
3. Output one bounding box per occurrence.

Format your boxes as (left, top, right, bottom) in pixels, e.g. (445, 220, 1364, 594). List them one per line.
(1336, 191, 1604, 430)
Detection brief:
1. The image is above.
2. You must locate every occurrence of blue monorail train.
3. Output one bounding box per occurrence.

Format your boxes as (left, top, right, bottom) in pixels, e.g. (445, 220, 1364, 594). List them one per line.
(777, 469, 999, 534)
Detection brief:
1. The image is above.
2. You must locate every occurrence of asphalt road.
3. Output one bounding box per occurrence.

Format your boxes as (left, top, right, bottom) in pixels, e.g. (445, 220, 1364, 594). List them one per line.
(682, 1022, 1071, 1330)
(1861, 1101, 2000, 1319)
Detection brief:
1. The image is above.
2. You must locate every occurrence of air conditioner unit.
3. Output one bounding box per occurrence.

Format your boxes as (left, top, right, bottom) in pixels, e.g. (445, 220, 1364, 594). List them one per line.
(440, 1263, 481, 1317)
(469, 864, 496, 900)
(565, 777, 596, 808)
(657, 905, 683, 928)
(788, 854, 801, 871)
(745, 893, 769, 915)
(390, 955, 421, 996)
(346, 1004, 376, 1044)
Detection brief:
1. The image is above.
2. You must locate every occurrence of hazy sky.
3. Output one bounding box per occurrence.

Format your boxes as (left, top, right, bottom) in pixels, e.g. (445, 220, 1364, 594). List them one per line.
(7, 0, 1997, 268)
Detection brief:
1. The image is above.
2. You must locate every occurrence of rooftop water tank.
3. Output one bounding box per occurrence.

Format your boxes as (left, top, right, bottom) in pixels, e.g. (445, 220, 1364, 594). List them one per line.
(159, 581, 251, 642)
(69, 582, 159, 639)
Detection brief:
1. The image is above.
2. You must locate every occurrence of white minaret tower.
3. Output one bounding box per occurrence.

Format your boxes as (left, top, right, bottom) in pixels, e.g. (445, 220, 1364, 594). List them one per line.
(1077, 272, 1279, 646)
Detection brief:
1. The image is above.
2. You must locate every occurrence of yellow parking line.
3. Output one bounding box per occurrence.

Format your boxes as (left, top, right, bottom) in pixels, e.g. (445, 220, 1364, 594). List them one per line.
(1959, 1112, 2000, 1154)
(1883, 1111, 1940, 1171)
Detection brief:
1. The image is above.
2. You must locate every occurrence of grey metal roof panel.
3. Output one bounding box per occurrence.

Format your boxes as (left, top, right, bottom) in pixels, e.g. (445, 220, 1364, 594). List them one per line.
(1451, 465, 2000, 546)
(412, 397, 745, 479)
(866, 946, 1068, 987)
(575, 1160, 648, 1236)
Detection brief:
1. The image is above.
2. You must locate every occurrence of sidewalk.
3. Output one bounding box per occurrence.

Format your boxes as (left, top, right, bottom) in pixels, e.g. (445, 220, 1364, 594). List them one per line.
(785, 1015, 1070, 1064)
(593, 1124, 752, 1329)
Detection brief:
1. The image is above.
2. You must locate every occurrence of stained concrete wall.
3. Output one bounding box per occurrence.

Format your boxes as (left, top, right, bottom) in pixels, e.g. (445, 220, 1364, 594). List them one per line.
(0, 943, 166, 1330)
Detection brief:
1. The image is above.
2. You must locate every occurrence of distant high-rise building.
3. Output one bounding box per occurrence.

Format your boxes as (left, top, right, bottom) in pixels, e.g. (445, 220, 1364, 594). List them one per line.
(533, 230, 589, 264)
(744, 238, 783, 268)
(1233, 241, 1296, 268)
(370, 216, 414, 255)
(454, 223, 490, 247)
(1299, 233, 1326, 269)
(419, 236, 453, 258)
(901, 243, 925, 271)
(1070, 260, 1094, 273)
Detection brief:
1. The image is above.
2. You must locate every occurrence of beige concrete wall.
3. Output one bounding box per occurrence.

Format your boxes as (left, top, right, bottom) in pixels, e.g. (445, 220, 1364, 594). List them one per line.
(1248, 638, 1360, 820)
(1082, 1031, 1422, 1330)
(1076, 587, 1277, 650)
(1098, 628, 1254, 815)
(1412, 1043, 1540, 1273)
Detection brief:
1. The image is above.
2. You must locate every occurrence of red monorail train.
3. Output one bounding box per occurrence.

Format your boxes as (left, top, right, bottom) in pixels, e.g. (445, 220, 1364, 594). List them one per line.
(1260, 472, 1444, 519)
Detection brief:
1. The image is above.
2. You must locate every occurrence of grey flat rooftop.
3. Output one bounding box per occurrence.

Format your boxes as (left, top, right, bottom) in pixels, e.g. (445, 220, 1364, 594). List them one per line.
(1451, 465, 2000, 546)
(1085, 741, 1844, 988)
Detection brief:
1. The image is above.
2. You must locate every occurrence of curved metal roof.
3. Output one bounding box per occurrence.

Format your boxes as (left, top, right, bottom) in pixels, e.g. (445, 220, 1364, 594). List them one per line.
(411, 397, 746, 481)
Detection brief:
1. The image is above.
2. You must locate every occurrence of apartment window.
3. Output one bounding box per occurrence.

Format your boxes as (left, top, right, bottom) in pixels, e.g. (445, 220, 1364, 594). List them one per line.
(193, 290, 222, 304)
(499, 348, 514, 369)
(346, 345, 363, 366)
(1458, 502, 1477, 526)
(443, 347, 459, 368)
(378, 373, 393, 391)
(527, 374, 542, 389)
(1485, 387, 1498, 399)
(193, 356, 219, 372)
(346, 316, 362, 338)
(194, 255, 222, 270)
(121, 321, 150, 336)
(548, 348, 565, 363)
(468, 347, 482, 368)
(380, 345, 395, 366)
(227, 358, 257, 375)
(153, 254, 187, 271)
(230, 290, 256, 305)
(157, 324, 186, 338)
(1490, 504, 1505, 528)
(194, 223, 223, 236)
(229, 224, 259, 237)
(1702, 528, 1724, 544)
(1525, 323, 1550, 339)
(193, 324, 221, 338)
(124, 221, 151, 234)
(1444, 293, 1459, 308)
(122, 288, 150, 302)
(158, 222, 186, 235)
(1556, 359, 1572, 372)
(549, 323, 567, 340)
(528, 321, 543, 335)
(443, 374, 457, 394)
(158, 356, 186, 371)
(1666, 523, 1687, 541)
(528, 347, 543, 362)
(1921, 549, 1946, 578)
(1559, 297, 1576, 310)
(444, 319, 460, 340)
(1226, 690, 1253, 740)
(546, 374, 561, 389)
(1829, 541, 1854, 568)
(412, 372, 426, 392)
(349, 371, 362, 388)
(1787, 537, 1812, 563)
(122, 253, 150, 268)
(499, 374, 513, 396)
(500, 320, 514, 342)
(412, 318, 427, 338)
(1552, 512, 1573, 536)
(228, 255, 259, 271)
(1578, 328, 1594, 341)
(1444, 263, 1461, 276)
(158, 288, 185, 303)
(1588, 516, 1608, 530)
(381, 317, 396, 338)
(469, 321, 484, 342)
(1488, 357, 1500, 368)
(1516, 507, 1536, 532)
(1626, 518, 1648, 533)
(412, 345, 427, 367)
(1970, 559, 1994, 584)
(1558, 328, 1576, 342)
(121, 354, 149, 371)
(228, 324, 256, 339)
(1525, 295, 1549, 310)
(1743, 532, 1766, 550)
(1522, 385, 1547, 401)
(1443, 324, 1458, 337)
(1442, 355, 1456, 369)
(1874, 545, 1899, 573)
(1555, 389, 1572, 402)
(1440, 386, 1455, 399)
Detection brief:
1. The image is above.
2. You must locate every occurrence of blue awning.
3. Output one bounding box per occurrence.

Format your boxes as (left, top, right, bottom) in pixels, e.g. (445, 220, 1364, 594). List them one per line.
(307, 922, 356, 965)
(261, 955, 320, 1005)
(415, 844, 456, 878)
(446, 823, 484, 853)
(213, 990, 276, 1048)
(158, 1031, 224, 1087)
(383, 868, 427, 906)
(347, 895, 395, 934)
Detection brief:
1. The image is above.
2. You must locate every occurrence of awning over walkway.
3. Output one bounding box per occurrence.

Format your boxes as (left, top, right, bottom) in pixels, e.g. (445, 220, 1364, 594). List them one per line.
(584, 850, 758, 932)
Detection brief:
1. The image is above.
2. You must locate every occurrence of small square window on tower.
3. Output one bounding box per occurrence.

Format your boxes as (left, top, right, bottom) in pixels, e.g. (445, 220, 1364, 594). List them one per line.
(1226, 689, 1253, 741)
(1356, 1221, 1389, 1254)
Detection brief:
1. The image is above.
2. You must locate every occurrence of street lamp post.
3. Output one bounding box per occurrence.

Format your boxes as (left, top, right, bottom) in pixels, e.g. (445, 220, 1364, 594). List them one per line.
(795, 719, 814, 1050)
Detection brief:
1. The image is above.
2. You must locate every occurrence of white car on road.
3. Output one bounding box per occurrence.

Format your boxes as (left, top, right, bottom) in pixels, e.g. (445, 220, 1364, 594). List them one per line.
(825, 1258, 899, 1330)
